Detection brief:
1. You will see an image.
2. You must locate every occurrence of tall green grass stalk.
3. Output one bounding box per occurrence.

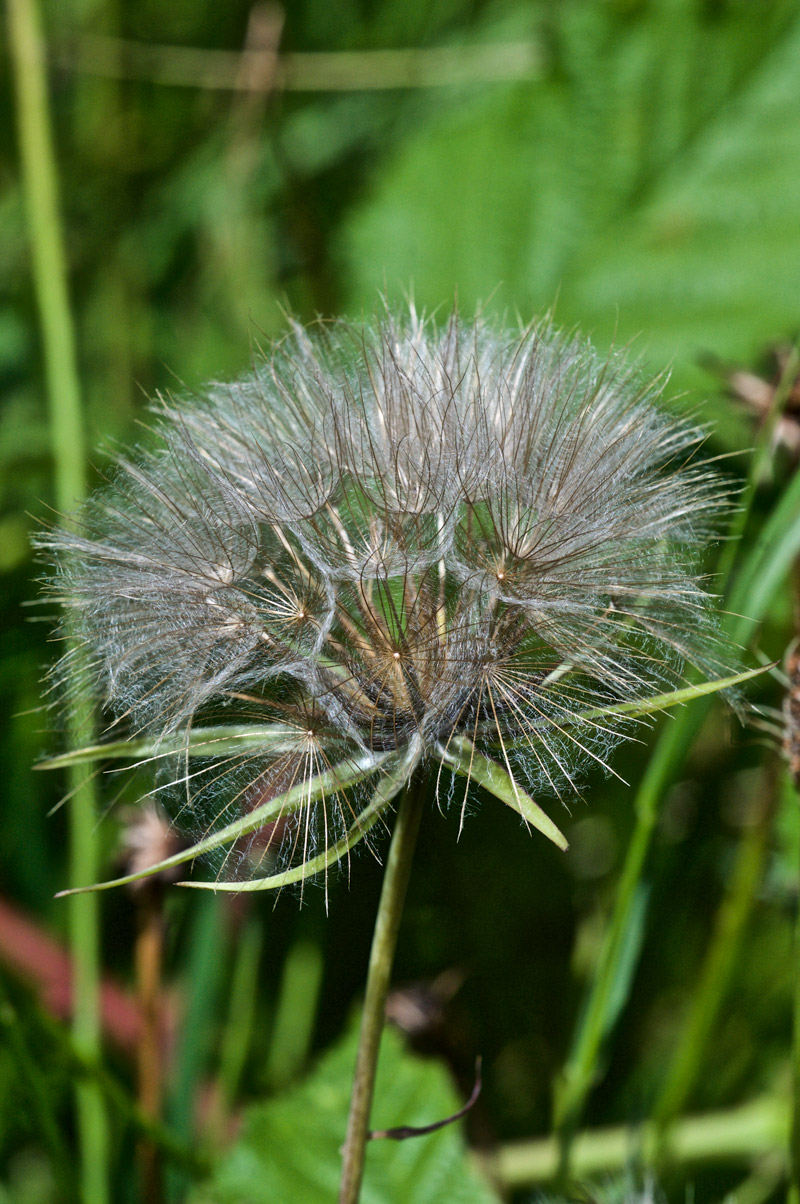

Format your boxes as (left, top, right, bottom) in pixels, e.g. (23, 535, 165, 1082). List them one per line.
(167, 894, 226, 1201)
(494, 1094, 787, 1188)
(265, 937, 324, 1090)
(555, 402, 800, 1175)
(653, 764, 775, 1138)
(6, 0, 109, 1200)
(791, 822, 800, 1204)
(216, 918, 263, 1120)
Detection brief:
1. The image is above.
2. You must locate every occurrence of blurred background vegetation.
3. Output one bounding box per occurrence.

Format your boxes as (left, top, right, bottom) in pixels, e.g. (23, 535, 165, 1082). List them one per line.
(3, 0, 800, 1201)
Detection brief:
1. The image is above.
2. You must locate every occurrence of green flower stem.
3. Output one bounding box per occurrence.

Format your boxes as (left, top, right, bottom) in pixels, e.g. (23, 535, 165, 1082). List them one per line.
(68, 707, 108, 1204)
(6, 0, 108, 1200)
(135, 893, 166, 1203)
(265, 937, 324, 1090)
(339, 779, 425, 1204)
(217, 919, 263, 1115)
(6, 0, 87, 508)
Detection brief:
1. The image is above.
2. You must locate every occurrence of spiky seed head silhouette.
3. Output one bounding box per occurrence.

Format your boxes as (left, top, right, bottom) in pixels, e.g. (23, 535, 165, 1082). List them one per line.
(40, 305, 732, 894)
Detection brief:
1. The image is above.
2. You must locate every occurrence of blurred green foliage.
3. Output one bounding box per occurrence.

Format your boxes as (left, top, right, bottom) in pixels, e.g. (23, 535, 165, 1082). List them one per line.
(2, 0, 800, 1201)
(190, 1020, 498, 1204)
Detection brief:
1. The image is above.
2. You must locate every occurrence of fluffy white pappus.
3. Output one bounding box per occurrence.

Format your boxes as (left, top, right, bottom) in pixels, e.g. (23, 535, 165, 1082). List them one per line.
(38, 305, 734, 886)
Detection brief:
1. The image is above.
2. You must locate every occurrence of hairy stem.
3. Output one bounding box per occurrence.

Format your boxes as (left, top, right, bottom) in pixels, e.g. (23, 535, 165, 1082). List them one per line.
(338, 779, 425, 1204)
(6, 0, 108, 1200)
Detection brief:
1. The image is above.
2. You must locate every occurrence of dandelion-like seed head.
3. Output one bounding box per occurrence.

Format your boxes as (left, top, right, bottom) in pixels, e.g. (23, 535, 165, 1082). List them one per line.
(40, 305, 733, 893)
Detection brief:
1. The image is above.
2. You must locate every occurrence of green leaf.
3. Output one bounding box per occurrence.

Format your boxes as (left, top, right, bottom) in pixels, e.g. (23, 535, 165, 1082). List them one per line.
(562, 884, 650, 1106)
(188, 1020, 499, 1204)
(437, 736, 568, 851)
(55, 751, 392, 896)
(181, 747, 419, 893)
(342, 3, 800, 410)
(563, 8, 800, 395)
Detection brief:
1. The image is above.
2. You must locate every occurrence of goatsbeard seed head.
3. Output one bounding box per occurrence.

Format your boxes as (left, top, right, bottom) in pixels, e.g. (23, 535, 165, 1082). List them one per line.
(38, 305, 734, 888)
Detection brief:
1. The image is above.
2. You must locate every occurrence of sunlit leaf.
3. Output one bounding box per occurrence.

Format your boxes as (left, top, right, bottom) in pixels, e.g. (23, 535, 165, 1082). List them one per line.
(343, 5, 800, 413)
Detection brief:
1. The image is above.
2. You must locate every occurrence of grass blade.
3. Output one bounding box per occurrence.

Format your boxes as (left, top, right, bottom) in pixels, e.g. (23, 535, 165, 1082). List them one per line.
(7, 0, 109, 1196)
(555, 461, 800, 1171)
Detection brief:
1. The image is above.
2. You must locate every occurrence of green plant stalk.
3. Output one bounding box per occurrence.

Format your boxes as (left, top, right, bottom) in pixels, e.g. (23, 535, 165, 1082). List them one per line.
(731, 1159, 786, 1204)
(265, 937, 324, 1089)
(0, 991, 74, 1196)
(135, 892, 166, 1204)
(6, 0, 86, 509)
(791, 901, 800, 1204)
(555, 420, 800, 1175)
(68, 704, 108, 1204)
(167, 893, 225, 1200)
(653, 765, 775, 1139)
(64, 34, 543, 93)
(217, 918, 263, 1116)
(492, 1094, 787, 1188)
(339, 779, 425, 1204)
(553, 712, 695, 1161)
(6, 1, 108, 1200)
